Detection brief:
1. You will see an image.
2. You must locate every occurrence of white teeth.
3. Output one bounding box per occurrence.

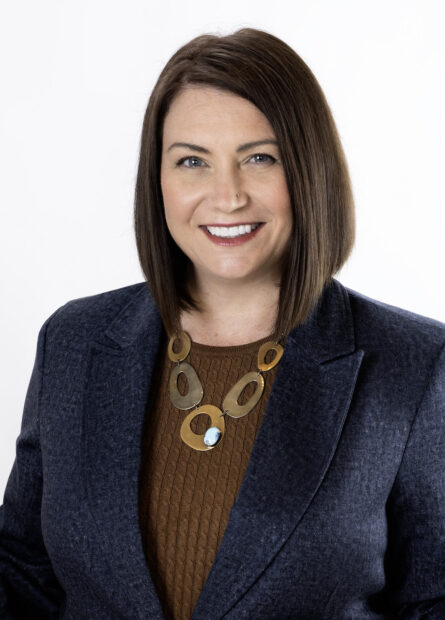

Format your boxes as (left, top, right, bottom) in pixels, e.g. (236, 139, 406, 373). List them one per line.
(206, 223, 261, 238)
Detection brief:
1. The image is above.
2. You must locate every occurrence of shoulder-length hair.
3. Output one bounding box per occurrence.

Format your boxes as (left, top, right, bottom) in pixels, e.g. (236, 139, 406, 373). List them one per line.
(134, 27, 355, 340)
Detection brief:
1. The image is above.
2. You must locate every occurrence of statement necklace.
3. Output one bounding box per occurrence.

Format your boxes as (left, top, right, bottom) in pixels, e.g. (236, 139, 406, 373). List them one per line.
(167, 331, 284, 452)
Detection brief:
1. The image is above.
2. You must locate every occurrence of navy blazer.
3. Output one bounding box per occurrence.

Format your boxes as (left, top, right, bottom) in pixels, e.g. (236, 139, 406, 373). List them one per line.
(1, 278, 445, 619)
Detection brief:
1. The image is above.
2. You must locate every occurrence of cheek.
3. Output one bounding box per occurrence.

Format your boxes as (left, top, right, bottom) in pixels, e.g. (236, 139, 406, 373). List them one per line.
(273, 197, 293, 248)
(276, 179, 293, 225)
(162, 205, 188, 256)
(162, 196, 197, 254)
(161, 183, 186, 228)
(265, 183, 292, 227)
(163, 199, 194, 235)
(161, 176, 199, 226)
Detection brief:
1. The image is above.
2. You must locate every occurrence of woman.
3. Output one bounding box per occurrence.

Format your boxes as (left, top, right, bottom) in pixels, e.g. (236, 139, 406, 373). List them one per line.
(1, 27, 444, 620)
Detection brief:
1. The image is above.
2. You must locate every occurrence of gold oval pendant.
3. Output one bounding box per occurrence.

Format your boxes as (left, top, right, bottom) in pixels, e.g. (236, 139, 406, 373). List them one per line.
(168, 331, 191, 362)
(222, 371, 265, 419)
(169, 362, 203, 410)
(257, 341, 284, 372)
(180, 405, 226, 451)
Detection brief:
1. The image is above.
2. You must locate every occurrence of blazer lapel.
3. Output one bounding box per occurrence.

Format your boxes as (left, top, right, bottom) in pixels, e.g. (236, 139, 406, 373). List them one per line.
(82, 279, 364, 619)
(83, 285, 166, 618)
(192, 279, 364, 619)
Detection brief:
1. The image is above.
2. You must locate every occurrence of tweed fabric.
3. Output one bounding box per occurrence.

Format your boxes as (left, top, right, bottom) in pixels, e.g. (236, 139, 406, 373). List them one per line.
(138, 329, 280, 620)
(1, 279, 445, 618)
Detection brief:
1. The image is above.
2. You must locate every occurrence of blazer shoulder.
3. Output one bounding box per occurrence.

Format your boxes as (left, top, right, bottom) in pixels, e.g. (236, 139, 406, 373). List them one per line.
(343, 283, 445, 357)
(43, 281, 152, 346)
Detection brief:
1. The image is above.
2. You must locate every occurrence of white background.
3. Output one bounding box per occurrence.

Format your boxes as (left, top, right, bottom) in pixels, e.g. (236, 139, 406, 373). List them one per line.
(1, 0, 444, 494)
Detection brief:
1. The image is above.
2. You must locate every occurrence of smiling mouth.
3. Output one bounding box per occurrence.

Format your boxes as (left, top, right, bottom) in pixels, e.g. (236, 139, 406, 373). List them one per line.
(202, 223, 263, 238)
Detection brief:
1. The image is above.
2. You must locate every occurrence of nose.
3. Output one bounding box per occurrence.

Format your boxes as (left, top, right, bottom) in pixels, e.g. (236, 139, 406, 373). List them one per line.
(210, 164, 247, 211)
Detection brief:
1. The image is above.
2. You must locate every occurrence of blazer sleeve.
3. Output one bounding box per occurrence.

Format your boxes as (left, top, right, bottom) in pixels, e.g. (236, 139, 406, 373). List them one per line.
(0, 312, 65, 619)
(385, 341, 445, 619)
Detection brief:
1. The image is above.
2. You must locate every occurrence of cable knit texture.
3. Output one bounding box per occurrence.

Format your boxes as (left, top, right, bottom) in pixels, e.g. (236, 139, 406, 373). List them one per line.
(138, 330, 280, 620)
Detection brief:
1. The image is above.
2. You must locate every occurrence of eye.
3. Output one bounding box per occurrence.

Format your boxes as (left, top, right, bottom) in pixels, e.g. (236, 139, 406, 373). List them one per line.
(176, 156, 205, 168)
(248, 153, 277, 165)
(175, 153, 277, 168)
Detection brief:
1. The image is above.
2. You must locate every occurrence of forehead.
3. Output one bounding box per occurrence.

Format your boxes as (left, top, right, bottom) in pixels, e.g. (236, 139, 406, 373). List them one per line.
(162, 86, 275, 138)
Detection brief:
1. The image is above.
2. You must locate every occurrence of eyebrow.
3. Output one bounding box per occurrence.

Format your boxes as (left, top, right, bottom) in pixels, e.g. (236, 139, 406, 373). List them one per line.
(166, 139, 279, 154)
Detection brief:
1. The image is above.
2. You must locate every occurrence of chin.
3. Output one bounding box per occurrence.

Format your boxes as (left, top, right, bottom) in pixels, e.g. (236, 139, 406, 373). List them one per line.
(208, 267, 263, 283)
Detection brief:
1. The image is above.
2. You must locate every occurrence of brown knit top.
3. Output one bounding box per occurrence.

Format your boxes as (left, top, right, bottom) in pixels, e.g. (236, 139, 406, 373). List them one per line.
(138, 328, 281, 620)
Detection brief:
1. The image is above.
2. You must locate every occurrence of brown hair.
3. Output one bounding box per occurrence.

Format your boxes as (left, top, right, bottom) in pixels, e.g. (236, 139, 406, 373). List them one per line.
(134, 27, 355, 339)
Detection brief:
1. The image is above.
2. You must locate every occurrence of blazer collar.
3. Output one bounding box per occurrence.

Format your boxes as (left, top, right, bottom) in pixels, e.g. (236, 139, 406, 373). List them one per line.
(287, 277, 355, 364)
(103, 282, 162, 349)
(102, 277, 355, 364)
(83, 277, 363, 619)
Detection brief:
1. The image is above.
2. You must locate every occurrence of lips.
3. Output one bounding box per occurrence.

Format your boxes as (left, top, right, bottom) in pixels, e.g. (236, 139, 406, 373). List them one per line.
(200, 222, 265, 246)
(205, 223, 261, 238)
(201, 222, 263, 227)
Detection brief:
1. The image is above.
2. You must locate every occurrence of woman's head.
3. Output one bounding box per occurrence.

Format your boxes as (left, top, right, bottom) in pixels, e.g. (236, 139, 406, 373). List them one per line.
(134, 27, 355, 338)
(160, 85, 293, 301)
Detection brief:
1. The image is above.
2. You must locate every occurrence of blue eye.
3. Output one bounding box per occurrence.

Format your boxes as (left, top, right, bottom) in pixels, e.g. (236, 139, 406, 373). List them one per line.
(249, 153, 276, 164)
(176, 156, 204, 168)
(176, 153, 277, 168)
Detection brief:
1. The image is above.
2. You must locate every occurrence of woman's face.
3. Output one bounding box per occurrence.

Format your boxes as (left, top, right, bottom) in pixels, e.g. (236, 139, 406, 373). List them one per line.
(160, 86, 293, 290)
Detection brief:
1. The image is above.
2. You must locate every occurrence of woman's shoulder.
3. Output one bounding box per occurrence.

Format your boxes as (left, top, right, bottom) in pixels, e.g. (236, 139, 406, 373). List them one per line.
(53, 281, 149, 315)
(41, 281, 155, 347)
(341, 280, 445, 357)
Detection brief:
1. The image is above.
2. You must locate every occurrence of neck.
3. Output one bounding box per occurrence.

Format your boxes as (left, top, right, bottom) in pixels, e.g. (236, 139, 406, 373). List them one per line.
(180, 273, 280, 346)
